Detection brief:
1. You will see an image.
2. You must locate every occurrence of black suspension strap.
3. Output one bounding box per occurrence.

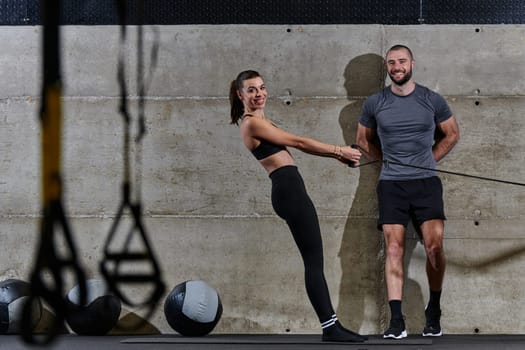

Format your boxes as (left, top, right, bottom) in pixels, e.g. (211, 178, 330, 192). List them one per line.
(21, 0, 87, 345)
(350, 144, 525, 187)
(99, 0, 165, 327)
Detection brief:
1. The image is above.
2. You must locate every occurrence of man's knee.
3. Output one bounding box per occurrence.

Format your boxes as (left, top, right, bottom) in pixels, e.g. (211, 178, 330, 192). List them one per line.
(425, 241, 444, 259)
(383, 226, 405, 260)
(421, 221, 444, 250)
(385, 239, 405, 261)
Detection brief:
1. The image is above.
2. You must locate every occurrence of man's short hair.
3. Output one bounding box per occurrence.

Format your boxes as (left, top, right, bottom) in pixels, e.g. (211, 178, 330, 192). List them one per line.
(387, 45, 414, 59)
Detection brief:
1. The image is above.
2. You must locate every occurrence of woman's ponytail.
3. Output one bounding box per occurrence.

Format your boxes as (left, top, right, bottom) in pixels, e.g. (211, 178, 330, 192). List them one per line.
(229, 80, 244, 125)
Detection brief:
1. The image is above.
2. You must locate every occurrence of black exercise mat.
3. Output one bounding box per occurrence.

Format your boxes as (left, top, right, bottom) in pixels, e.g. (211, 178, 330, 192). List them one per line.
(121, 334, 433, 345)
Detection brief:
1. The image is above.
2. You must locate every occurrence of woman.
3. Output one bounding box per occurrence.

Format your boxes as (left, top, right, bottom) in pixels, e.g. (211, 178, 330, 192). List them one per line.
(229, 70, 366, 342)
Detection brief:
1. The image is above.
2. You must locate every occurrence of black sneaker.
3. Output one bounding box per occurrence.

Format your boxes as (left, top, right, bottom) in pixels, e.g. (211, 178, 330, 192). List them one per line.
(383, 317, 407, 339)
(422, 307, 442, 337)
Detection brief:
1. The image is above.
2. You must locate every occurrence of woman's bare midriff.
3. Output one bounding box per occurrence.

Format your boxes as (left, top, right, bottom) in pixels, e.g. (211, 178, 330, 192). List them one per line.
(258, 149, 296, 174)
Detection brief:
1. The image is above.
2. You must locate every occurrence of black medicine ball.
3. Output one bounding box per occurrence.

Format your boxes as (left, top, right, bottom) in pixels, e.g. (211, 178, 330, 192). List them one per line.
(65, 279, 121, 335)
(0, 279, 42, 334)
(164, 280, 222, 336)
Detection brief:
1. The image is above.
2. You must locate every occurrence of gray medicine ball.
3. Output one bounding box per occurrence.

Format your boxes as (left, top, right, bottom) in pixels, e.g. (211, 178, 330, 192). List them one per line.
(164, 280, 222, 336)
(0, 279, 42, 334)
(65, 279, 121, 335)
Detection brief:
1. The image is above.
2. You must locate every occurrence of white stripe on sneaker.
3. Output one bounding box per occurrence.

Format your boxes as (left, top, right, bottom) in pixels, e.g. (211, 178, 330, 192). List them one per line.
(383, 330, 407, 339)
(422, 330, 442, 337)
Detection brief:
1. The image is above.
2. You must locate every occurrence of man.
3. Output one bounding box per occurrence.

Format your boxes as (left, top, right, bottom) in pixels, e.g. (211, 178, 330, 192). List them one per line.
(356, 44, 460, 339)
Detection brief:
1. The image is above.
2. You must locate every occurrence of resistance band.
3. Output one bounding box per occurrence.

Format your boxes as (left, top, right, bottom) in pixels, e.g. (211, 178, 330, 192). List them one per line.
(350, 144, 525, 187)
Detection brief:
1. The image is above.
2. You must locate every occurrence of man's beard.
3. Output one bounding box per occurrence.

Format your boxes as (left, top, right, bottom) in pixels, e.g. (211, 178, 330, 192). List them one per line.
(389, 68, 412, 86)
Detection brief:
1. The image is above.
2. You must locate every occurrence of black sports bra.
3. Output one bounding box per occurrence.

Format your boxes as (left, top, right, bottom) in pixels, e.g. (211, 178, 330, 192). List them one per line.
(242, 114, 286, 160)
(252, 139, 286, 160)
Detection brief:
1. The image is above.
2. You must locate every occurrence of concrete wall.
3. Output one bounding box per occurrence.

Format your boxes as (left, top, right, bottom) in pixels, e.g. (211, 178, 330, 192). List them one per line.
(0, 24, 524, 335)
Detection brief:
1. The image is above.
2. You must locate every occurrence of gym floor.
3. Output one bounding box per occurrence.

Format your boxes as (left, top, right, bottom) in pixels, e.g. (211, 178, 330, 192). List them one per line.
(2, 334, 525, 350)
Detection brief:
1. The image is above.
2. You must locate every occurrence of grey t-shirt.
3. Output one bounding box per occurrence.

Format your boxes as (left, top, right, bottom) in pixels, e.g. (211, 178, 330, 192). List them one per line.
(359, 84, 452, 180)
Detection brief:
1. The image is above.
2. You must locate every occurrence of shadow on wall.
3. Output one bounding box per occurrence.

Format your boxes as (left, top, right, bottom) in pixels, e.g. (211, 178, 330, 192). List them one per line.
(335, 53, 426, 334)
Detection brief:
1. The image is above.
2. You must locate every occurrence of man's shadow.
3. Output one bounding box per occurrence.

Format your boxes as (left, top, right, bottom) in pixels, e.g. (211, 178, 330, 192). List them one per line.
(336, 54, 425, 334)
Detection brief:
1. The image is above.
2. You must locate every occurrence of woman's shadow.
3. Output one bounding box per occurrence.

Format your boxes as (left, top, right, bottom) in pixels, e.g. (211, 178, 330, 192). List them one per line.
(336, 54, 425, 334)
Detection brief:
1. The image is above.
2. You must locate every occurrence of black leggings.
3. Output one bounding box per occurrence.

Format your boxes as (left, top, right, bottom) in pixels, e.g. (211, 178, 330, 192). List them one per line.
(269, 165, 335, 323)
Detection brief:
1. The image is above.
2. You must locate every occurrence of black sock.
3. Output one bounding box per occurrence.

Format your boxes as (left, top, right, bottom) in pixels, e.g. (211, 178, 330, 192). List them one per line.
(322, 321, 367, 342)
(321, 315, 367, 342)
(428, 290, 442, 310)
(389, 300, 403, 320)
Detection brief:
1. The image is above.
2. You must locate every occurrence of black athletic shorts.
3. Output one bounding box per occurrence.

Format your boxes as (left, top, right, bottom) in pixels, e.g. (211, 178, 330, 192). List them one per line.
(376, 176, 446, 232)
